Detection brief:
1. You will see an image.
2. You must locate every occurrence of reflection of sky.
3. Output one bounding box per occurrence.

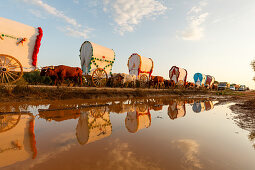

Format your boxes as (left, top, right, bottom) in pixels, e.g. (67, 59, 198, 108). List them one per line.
(1, 101, 255, 169)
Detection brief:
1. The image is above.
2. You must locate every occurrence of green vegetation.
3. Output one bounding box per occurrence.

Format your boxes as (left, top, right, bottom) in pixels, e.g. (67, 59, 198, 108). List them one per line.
(22, 71, 51, 85)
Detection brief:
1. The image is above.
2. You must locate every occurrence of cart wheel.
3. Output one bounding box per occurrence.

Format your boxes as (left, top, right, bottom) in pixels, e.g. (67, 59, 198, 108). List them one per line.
(0, 54, 23, 84)
(0, 113, 21, 133)
(92, 68, 108, 87)
(140, 74, 148, 88)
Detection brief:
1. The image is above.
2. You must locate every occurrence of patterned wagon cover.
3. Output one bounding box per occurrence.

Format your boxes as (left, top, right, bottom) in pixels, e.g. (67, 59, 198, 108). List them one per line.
(80, 41, 115, 76)
(0, 17, 43, 71)
(169, 66, 187, 86)
(193, 73, 206, 86)
(127, 53, 153, 79)
(205, 75, 215, 87)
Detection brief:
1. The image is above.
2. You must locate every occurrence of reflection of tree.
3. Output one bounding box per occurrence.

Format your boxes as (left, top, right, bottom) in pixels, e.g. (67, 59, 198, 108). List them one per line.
(251, 60, 255, 81)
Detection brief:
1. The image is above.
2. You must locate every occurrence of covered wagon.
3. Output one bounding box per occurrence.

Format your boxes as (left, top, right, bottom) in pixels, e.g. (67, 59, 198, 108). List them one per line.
(80, 41, 115, 87)
(205, 75, 215, 89)
(76, 107, 112, 145)
(193, 73, 206, 87)
(127, 53, 153, 87)
(192, 101, 205, 113)
(0, 17, 43, 84)
(169, 66, 188, 86)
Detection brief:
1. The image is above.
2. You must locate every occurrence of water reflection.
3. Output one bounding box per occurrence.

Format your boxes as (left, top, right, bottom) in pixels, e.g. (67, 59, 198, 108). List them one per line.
(192, 100, 214, 113)
(0, 113, 36, 168)
(125, 104, 151, 133)
(4, 98, 255, 170)
(76, 107, 112, 145)
(168, 100, 186, 120)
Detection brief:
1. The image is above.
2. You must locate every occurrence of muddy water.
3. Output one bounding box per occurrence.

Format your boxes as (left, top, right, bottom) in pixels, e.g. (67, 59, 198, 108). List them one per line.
(0, 98, 255, 170)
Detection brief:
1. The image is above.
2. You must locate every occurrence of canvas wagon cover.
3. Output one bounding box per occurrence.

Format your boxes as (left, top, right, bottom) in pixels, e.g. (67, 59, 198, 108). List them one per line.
(205, 75, 215, 86)
(193, 73, 206, 86)
(0, 17, 42, 71)
(127, 53, 153, 77)
(169, 66, 187, 85)
(80, 41, 115, 75)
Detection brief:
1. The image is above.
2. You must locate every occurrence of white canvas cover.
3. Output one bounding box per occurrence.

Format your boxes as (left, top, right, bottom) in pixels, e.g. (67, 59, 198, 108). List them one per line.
(169, 66, 187, 85)
(127, 53, 153, 78)
(0, 114, 36, 168)
(125, 105, 151, 133)
(80, 41, 115, 75)
(76, 107, 112, 145)
(0, 17, 40, 71)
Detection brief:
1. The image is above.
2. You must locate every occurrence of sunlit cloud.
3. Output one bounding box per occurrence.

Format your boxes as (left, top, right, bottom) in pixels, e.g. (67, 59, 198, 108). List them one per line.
(103, 0, 167, 35)
(179, 0, 208, 40)
(22, 0, 91, 38)
(172, 139, 203, 170)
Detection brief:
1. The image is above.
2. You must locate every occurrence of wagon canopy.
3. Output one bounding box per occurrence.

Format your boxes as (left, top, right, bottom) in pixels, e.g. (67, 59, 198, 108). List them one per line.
(205, 75, 215, 87)
(127, 53, 153, 78)
(169, 66, 187, 85)
(80, 41, 115, 75)
(0, 17, 43, 71)
(193, 73, 206, 86)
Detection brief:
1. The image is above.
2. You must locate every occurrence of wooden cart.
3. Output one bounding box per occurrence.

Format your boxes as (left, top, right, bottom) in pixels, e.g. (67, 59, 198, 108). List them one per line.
(0, 17, 43, 84)
(80, 41, 115, 87)
(127, 53, 153, 87)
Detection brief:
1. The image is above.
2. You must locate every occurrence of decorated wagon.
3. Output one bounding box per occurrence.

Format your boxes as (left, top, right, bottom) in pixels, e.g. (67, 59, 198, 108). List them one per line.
(125, 104, 151, 133)
(80, 41, 115, 87)
(76, 107, 112, 145)
(205, 75, 215, 89)
(193, 73, 206, 87)
(0, 17, 43, 84)
(127, 53, 153, 87)
(169, 66, 188, 87)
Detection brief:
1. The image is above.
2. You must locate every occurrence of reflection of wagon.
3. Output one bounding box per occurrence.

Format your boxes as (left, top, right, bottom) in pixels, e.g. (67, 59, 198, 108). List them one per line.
(0, 17, 43, 84)
(80, 41, 115, 87)
(125, 105, 151, 133)
(76, 107, 112, 145)
(168, 100, 186, 120)
(127, 53, 153, 87)
(169, 66, 187, 87)
(0, 113, 37, 168)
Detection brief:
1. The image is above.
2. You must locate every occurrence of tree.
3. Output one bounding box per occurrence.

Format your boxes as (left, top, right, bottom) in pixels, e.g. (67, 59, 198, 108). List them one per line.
(251, 60, 255, 81)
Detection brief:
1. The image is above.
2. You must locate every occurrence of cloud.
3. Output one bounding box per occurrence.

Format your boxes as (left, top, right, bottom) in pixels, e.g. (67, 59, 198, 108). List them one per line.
(172, 139, 203, 170)
(23, 0, 91, 38)
(179, 1, 208, 40)
(103, 0, 167, 35)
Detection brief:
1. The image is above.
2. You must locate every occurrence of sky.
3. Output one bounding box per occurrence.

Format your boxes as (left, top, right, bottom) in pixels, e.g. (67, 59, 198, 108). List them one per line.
(1, 0, 255, 88)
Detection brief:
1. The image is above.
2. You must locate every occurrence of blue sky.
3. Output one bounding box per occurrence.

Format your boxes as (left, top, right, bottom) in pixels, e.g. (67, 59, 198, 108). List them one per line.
(1, 0, 255, 88)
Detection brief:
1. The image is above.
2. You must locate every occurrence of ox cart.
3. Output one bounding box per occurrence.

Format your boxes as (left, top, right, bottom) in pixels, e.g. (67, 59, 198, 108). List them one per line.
(169, 66, 187, 87)
(80, 41, 115, 87)
(127, 53, 153, 87)
(0, 17, 43, 84)
(193, 73, 206, 87)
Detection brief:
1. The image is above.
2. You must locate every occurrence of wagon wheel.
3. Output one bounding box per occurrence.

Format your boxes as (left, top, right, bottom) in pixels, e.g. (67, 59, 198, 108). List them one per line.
(140, 74, 148, 88)
(0, 54, 23, 84)
(92, 68, 108, 87)
(0, 114, 21, 133)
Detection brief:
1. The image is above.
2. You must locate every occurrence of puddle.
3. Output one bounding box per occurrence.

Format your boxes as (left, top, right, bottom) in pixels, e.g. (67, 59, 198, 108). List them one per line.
(0, 98, 255, 170)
